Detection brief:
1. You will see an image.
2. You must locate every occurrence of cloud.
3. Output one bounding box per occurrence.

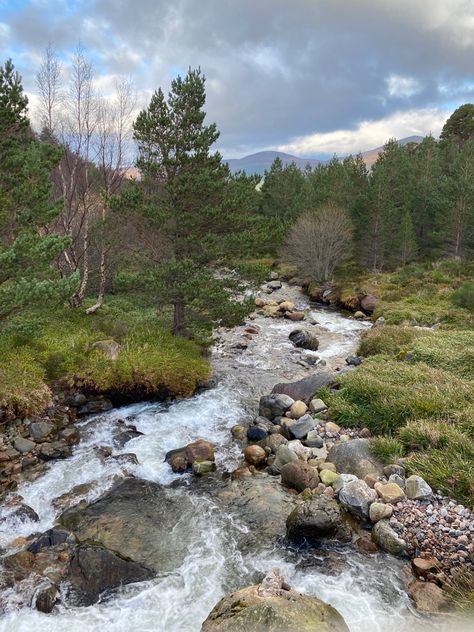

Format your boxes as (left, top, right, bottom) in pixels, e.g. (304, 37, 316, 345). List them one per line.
(1, 0, 474, 154)
(278, 108, 447, 156)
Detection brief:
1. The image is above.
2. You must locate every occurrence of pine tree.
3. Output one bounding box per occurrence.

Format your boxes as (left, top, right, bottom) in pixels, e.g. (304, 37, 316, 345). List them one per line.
(259, 157, 306, 222)
(133, 68, 247, 336)
(0, 59, 77, 322)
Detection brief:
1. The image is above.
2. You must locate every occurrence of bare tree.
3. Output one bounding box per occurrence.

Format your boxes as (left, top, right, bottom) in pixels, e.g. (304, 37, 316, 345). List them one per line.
(36, 43, 62, 137)
(284, 204, 353, 282)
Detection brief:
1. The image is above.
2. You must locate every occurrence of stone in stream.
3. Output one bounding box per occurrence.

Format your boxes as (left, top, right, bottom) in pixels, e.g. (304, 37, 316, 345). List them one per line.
(244, 445, 267, 466)
(258, 394, 295, 420)
(165, 439, 215, 473)
(201, 568, 349, 632)
(371, 520, 407, 556)
(0, 503, 39, 524)
(280, 461, 319, 492)
(247, 426, 267, 441)
(288, 329, 320, 350)
(34, 582, 59, 613)
(271, 373, 334, 404)
(326, 438, 383, 479)
(59, 478, 198, 574)
(286, 494, 351, 542)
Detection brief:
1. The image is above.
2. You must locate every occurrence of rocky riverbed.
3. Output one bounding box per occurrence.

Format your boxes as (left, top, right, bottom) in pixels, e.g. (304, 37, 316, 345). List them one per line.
(0, 280, 472, 632)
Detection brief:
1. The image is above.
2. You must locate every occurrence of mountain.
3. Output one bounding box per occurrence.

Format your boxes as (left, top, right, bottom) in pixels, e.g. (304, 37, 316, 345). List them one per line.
(224, 136, 424, 175)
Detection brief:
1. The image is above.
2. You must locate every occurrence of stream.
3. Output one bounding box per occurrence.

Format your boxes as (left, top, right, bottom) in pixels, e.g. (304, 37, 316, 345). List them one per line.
(0, 284, 448, 631)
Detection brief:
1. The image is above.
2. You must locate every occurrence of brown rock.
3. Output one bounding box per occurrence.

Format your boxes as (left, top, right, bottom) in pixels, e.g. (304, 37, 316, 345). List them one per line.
(360, 294, 378, 313)
(288, 311, 305, 321)
(374, 482, 406, 503)
(290, 401, 308, 419)
(412, 557, 439, 579)
(356, 536, 379, 554)
(280, 461, 320, 492)
(185, 439, 215, 464)
(244, 445, 267, 466)
(325, 421, 341, 433)
(407, 580, 450, 613)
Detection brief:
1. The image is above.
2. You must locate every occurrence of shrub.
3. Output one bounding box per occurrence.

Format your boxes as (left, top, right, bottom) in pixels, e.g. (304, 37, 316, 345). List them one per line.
(452, 282, 474, 312)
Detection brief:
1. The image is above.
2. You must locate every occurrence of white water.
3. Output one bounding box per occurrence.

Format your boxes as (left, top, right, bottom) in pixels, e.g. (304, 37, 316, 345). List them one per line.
(0, 290, 436, 631)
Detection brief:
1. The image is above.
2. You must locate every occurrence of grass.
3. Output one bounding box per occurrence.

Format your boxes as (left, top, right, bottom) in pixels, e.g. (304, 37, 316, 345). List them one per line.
(0, 294, 211, 421)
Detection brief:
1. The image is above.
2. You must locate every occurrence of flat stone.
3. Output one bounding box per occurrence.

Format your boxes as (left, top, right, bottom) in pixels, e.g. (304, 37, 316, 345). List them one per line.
(289, 415, 315, 440)
(406, 475, 432, 500)
(28, 421, 54, 440)
(13, 437, 36, 454)
(374, 482, 406, 504)
(271, 373, 334, 404)
(309, 398, 327, 414)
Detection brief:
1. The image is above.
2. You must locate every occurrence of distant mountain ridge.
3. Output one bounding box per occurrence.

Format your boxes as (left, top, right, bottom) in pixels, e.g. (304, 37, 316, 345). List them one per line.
(224, 136, 424, 174)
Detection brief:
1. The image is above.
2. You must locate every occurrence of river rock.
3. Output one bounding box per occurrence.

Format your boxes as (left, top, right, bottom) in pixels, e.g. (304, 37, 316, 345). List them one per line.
(286, 494, 351, 542)
(372, 520, 407, 555)
(185, 439, 215, 464)
(369, 502, 393, 523)
(279, 300, 295, 312)
(59, 478, 197, 573)
(244, 445, 267, 466)
(405, 475, 432, 500)
(268, 445, 299, 474)
(193, 460, 217, 476)
(247, 426, 268, 441)
(288, 414, 314, 440)
(77, 398, 113, 416)
(67, 543, 153, 606)
(165, 447, 188, 472)
(34, 582, 59, 613)
(411, 557, 439, 579)
(288, 329, 320, 351)
(374, 482, 406, 504)
(290, 400, 308, 419)
(338, 479, 377, 519)
(280, 461, 319, 492)
(259, 394, 295, 420)
(201, 569, 349, 632)
(407, 580, 449, 613)
(319, 469, 339, 486)
(259, 434, 288, 453)
(28, 421, 54, 440)
(13, 437, 36, 454)
(333, 473, 358, 494)
(271, 373, 334, 404)
(309, 398, 327, 414)
(304, 430, 323, 448)
(267, 280, 282, 291)
(326, 438, 383, 479)
(1, 503, 39, 524)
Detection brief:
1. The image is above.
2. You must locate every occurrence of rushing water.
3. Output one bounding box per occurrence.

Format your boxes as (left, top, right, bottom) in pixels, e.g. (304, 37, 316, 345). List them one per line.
(0, 286, 456, 631)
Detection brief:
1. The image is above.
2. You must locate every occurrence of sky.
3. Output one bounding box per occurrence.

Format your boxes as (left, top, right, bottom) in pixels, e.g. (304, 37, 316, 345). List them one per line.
(0, 0, 474, 158)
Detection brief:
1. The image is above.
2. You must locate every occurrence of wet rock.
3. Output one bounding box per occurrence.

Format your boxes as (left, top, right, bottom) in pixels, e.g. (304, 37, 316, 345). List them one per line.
(271, 373, 334, 404)
(356, 535, 379, 554)
(258, 394, 295, 420)
(192, 461, 217, 476)
(165, 450, 189, 473)
(405, 475, 432, 500)
(244, 445, 267, 466)
(59, 427, 81, 445)
(247, 426, 268, 442)
(372, 520, 407, 556)
(67, 543, 153, 606)
(59, 478, 198, 573)
(0, 503, 39, 524)
(13, 437, 36, 454)
(407, 580, 449, 613)
(185, 439, 215, 464)
(28, 528, 75, 553)
(77, 398, 113, 416)
(288, 414, 315, 440)
(369, 502, 393, 523)
(201, 569, 349, 632)
(280, 461, 319, 492)
(286, 494, 351, 542)
(34, 582, 58, 613)
(28, 421, 54, 440)
(326, 438, 383, 479)
(259, 434, 288, 453)
(3, 550, 36, 580)
(113, 427, 143, 448)
(338, 479, 377, 519)
(288, 329, 320, 351)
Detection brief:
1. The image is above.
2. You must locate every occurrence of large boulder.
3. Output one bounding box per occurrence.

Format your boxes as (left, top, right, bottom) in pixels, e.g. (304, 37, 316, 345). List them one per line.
(201, 569, 349, 632)
(326, 439, 383, 479)
(280, 461, 319, 492)
(407, 580, 450, 613)
(59, 478, 197, 573)
(286, 495, 351, 542)
(259, 394, 295, 420)
(360, 294, 377, 313)
(271, 373, 334, 404)
(372, 520, 407, 556)
(66, 543, 153, 606)
(288, 329, 320, 350)
(338, 478, 377, 520)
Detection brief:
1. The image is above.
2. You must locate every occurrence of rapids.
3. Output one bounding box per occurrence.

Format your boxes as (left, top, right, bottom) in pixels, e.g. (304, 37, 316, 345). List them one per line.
(0, 284, 450, 631)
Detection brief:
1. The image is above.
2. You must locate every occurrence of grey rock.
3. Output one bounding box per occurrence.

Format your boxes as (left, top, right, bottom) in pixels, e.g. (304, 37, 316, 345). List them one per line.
(338, 479, 377, 519)
(268, 445, 299, 475)
(289, 414, 315, 440)
(288, 329, 319, 350)
(372, 520, 407, 555)
(13, 437, 36, 453)
(388, 474, 406, 489)
(28, 421, 54, 440)
(286, 494, 351, 542)
(333, 473, 359, 494)
(304, 431, 323, 448)
(309, 398, 328, 413)
(267, 280, 282, 290)
(383, 464, 406, 478)
(259, 394, 295, 420)
(271, 373, 334, 404)
(406, 475, 432, 500)
(327, 438, 383, 479)
(77, 398, 113, 416)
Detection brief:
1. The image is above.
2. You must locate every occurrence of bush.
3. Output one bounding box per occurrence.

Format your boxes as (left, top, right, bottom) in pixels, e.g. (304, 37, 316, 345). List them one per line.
(452, 282, 474, 312)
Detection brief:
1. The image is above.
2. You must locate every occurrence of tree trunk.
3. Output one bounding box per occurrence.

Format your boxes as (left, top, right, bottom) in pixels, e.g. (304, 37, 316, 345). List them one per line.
(173, 301, 186, 337)
(85, 245, 106, 314)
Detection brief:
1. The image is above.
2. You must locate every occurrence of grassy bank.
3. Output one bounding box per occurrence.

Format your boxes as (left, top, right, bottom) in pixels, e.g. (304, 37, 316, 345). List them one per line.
(321, 260, 474, 507)
(0, 294, 211, 420)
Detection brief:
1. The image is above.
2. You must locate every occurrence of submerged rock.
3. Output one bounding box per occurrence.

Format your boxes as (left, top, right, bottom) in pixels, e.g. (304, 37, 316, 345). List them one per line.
(201, 569, 349, 631)
(288, 329, 320, 351)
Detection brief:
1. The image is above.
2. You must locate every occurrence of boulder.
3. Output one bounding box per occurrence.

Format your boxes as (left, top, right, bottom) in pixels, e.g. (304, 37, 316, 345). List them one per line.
(326, 439, 383, 479)
(259, 394, 295, 420)
(185, 439, 215, 464)
(244, 445, 267, 466)
(286, 494, 351, 542)
(67, 543, 153, 606)
(360, 294, 377, 313)
(268, 445, 299, 475)
(77, 398, 113, 416)
(407, 580, 449, 613)
(28, 421, 54, 440)
(290, 400, 308, 419)
(289, 415, 315, 440)
(91, 339, 121, 361)
(1, 503, 39, 524)
(34, 582, 59, 613)
(288, 329, 320, 351)
(369, 502, 393, 523)
(338, 479, 377, 519)
(165, 447, 189, 473)
(59, 478, 198, 574)
(13, 437, 36, 454)
(271, 373, 334, 404)
(280, 461, 319, 492)
(374, 482, 406, 504)
(405, 475, 432, 500)
(201, 569, 349, 632)
(372, 520, 407, 555)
